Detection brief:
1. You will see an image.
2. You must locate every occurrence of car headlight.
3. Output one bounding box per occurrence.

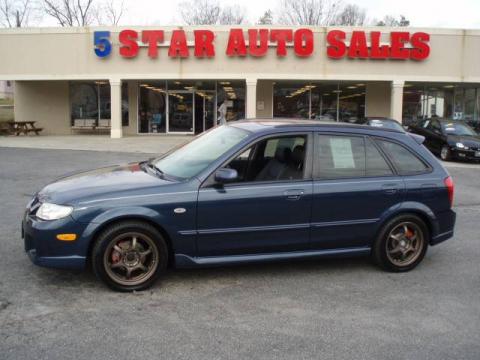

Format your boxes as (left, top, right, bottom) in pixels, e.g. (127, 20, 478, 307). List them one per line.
(455, 142, 467, 149)
(36, 202, 73, 221)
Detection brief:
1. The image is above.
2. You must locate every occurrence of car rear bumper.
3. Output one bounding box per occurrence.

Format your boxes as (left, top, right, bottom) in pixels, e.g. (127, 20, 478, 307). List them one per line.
(23, 213, 87, 270)
(430, 209, 456, 246)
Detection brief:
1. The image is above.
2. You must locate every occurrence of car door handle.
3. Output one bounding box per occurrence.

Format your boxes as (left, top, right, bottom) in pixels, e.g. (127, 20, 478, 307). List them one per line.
(284, 189, 304, 201)
(381, 183, 399, 194)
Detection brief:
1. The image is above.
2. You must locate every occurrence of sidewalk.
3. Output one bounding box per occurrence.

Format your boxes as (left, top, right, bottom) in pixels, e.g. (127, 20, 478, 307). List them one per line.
(0, 135, 191, 154)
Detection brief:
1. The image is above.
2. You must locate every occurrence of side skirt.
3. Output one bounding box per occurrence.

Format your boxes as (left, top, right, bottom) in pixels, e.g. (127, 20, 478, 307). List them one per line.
(174, 247, 371, 268)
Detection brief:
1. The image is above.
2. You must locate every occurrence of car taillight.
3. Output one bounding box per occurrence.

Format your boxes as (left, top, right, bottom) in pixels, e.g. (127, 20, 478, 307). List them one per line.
(444, 176, 454, 208)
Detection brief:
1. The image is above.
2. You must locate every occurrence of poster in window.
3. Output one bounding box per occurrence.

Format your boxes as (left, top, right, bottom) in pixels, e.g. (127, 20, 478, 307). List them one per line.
(330, 138, 355, 169)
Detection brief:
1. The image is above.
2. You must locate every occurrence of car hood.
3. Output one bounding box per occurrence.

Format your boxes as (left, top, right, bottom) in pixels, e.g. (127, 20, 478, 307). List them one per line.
(37, 162, 173, 205)
(447, 134, 480, 148)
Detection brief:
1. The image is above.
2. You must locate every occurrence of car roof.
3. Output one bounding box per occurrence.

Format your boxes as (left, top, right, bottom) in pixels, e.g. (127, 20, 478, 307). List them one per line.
(366, 117, 397, 122)
(229, 119, 404, 134)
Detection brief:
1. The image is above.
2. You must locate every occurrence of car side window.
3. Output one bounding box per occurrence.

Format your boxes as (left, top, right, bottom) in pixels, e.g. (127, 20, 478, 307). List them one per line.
(376, 139, 429, 175)
(315, 134, 366, 179)
(431, 120, 442, 134)
(225, 135, 307, 183)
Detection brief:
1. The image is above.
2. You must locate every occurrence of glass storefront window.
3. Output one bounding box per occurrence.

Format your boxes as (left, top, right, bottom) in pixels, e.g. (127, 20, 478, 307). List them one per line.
(403, 83, 480, 129)
(138, 82, 167, 133)
(338, 83, 366, 123)
(464, 88, 476, 121)
(217, 80, 245, 122)
(70, 81, 128, 128)
(138, 80, 245, 134)
(70, 82, 98, 127)
(274, 81, 365, 122)
(273, 82, 310, 119)
(403, 84, 455, 126)
(168, 92, 194, 132)
(311, 84, 338, 120)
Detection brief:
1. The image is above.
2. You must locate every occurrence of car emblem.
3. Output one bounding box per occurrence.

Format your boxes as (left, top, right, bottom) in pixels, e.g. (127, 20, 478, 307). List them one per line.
(174, 208, 186, 214)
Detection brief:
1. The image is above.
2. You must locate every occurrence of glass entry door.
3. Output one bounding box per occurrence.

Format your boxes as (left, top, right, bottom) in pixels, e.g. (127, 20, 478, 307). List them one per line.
(168, 91, 194, 133)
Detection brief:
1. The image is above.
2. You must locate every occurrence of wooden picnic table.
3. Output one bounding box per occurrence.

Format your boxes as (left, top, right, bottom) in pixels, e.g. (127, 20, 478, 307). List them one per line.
(7, 121, 43, 135)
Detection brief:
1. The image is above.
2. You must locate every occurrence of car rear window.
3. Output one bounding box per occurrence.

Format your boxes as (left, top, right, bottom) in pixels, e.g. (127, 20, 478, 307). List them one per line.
(376, 139, 429, 175)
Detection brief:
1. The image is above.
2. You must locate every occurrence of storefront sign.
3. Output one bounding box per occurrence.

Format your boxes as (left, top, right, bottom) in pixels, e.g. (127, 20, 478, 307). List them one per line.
(94, 29, 430, 61)
(326, 30, 430, 60)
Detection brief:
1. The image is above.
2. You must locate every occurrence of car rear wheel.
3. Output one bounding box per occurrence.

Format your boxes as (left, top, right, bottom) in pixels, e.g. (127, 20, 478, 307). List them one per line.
(92, 221, 168, 292)
(372, 214, 429, 272)
(440, 145, 452, 161)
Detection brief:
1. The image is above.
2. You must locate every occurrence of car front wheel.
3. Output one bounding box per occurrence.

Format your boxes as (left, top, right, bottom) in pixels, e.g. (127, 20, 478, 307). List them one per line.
(440, 145, 452, 161)
(372, 214, 429, 272)
(92, 221, 168, 292)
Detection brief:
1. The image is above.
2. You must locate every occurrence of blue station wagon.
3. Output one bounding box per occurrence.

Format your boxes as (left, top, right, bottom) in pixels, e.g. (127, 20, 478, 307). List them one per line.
(23, 120, 456, 291)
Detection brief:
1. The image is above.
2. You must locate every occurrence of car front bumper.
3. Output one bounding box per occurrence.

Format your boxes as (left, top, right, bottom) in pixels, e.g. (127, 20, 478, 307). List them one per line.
(452, 148, 480, 161)
(22, 212, 88, 270)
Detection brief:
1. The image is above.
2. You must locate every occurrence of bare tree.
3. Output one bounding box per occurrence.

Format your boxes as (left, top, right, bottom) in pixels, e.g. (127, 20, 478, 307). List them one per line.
(179, 0, 220, 25)
(334, 3, 366, 26)
(219, 5, 245, 25)
(95, 0, 124, 25)
(376, 14, 410, 27)
(278, 0, 342, 26)
(43, 0, 95, 26)
(0, 0, 34, 27)
(257, 9, 273, 25)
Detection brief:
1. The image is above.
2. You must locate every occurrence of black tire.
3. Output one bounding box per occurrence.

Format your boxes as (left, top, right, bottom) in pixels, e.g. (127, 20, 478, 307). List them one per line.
(92, 221, 168, 292)
(372, 214, 429, 272)
(440, 145, 452, 161)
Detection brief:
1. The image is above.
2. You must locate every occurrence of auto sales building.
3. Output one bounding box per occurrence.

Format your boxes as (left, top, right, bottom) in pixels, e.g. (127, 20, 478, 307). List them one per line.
(0, 26, 479, 138)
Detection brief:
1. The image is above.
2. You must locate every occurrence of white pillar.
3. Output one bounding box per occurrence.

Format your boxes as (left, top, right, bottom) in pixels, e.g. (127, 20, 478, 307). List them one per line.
(246, 79, 257, 119)
(390, 80, 405, 123)
(110, 79, 123, 138)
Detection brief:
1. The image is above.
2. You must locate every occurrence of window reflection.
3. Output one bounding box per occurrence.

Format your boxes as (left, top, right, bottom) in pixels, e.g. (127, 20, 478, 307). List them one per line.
(139, 82, 167, 133)
(273, 81, 365, 122)
(403, 83, 480, 130)
(138, 80, 245, 134)
(70, 81, 128, 128)
(217, 80, 246, 122)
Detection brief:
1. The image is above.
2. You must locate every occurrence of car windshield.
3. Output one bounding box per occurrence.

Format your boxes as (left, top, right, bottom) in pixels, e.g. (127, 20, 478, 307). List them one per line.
(368, 119, 404, 131)
(153, 125, 250, 179)
(441, 122, 477, 136)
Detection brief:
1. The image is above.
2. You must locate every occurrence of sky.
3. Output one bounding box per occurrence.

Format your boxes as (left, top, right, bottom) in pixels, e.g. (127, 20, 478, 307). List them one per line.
(116, 0, 480, 29)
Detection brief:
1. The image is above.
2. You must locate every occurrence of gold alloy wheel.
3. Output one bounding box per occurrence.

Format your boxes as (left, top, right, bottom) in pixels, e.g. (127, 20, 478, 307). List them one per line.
(103, 232, 159, 286)
(385, 222, 424, 267)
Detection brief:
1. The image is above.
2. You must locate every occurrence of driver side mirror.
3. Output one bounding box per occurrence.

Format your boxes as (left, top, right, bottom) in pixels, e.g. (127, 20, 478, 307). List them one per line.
(214, 168, 238, 184)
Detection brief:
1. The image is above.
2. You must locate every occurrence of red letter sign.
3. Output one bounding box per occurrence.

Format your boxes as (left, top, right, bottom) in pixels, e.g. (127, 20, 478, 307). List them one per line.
(168, 30, 189, 58)
(194, 30, 215, 57)
(326, 30, 346, 59)
(142, 30, 164, 58)
(348, 31, 368, 58)
(410, 32, 430, 60)
(294, 29, 314, 57)
(390, 32, 410, 59)
(226, 29, 247, 56)
(248, 29, 269, 57)
(119, 30, 139, 58)
(270, 29, 293, 57)
(369, 31, 390, 59)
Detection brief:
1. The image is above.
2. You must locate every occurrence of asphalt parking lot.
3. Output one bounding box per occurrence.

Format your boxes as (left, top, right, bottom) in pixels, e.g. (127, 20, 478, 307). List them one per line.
(1, 147, 479, 360)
